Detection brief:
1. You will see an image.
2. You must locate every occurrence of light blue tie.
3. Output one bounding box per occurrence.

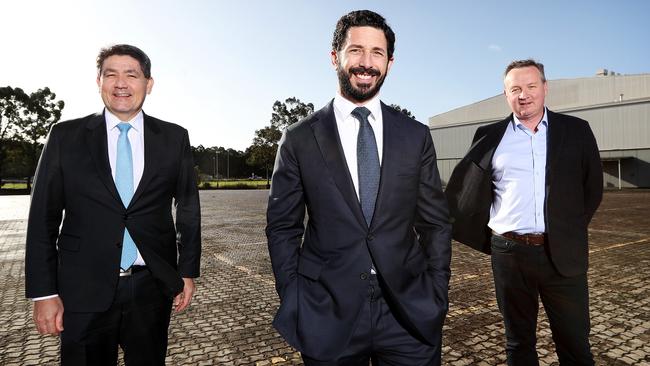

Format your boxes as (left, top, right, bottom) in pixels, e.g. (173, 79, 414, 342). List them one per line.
(115, 123, 137, 270)
(352, 107, 380, 226)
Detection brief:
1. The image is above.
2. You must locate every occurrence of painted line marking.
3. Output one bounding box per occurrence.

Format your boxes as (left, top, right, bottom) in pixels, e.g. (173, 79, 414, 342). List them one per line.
(590, 229, 647, 236)
(597, 206, 646, 211)
(589, 237, 650, 254)
(211, 253, 276, 286)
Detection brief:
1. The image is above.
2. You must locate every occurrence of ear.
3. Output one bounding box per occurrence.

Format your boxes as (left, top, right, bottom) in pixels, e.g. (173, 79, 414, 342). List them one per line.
(96, 75, 101, 90)
(386, 56, 394, 74)
(146, 77, 154, 95)
(543, 81, 548, 97)
(330, 50, 339, 69)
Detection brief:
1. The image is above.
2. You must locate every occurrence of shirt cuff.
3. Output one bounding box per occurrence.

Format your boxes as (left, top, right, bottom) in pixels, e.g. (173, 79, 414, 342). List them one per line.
(31, 294, 59, 301)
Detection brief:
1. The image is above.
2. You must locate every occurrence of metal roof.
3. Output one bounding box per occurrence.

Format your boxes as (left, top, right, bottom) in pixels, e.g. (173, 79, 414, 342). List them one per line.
(429, 73, 650, 129)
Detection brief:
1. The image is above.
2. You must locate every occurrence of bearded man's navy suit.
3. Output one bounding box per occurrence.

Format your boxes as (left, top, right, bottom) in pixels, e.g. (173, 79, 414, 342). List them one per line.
(266, 101, 452, 361)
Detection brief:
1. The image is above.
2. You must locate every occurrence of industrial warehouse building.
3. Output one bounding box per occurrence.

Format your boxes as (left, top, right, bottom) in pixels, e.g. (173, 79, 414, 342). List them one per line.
(429, 72, 650, 189)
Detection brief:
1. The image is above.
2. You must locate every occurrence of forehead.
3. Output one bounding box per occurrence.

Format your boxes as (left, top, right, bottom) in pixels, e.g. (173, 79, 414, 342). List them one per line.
(344, 26, 387, 49)
(504, 66, 543, 86)
(101, 55, 142, 72)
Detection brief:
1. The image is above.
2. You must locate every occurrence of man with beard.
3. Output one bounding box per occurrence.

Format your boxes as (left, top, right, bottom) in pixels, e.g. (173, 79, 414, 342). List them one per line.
(266, 10, 451, 365)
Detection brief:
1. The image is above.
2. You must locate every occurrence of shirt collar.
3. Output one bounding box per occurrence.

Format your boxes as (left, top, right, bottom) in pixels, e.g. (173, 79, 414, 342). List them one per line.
(333, 93, 382, 122)
(511, 107, 548, 132)
(104, 109, 144, 132)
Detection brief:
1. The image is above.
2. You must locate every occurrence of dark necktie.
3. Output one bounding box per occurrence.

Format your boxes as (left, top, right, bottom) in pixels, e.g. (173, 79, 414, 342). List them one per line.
(352, 107, 380, 226)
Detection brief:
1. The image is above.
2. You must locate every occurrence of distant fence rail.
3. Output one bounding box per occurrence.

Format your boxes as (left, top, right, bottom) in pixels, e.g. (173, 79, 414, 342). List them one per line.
(1, 178, 30, 184)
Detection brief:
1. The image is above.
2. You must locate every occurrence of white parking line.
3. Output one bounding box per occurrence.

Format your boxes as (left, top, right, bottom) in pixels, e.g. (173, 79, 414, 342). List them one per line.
(211, 253, 276, 286)
(589, 238, 650, 254)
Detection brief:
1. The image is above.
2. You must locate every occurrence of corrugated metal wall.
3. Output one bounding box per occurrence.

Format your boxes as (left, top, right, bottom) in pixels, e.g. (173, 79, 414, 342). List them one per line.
(570, 102, 650, 150)
(430, 74, 650, 128)
(429, 74, 650, 188)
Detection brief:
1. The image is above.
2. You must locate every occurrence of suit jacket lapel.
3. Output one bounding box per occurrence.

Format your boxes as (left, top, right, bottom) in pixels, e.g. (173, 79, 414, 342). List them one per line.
(545, 110, 565, 188)
(86, 112, 122, 205)
(310, 101, 367, 228)
(467, 116, 510, 170)
(130, 113, 161, 207)
(372, 103, 401, 229)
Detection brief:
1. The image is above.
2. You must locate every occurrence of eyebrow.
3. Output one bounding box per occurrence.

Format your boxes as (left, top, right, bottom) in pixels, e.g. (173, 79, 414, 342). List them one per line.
(347, 44, 386, 52)
(102, 67, 141, 75)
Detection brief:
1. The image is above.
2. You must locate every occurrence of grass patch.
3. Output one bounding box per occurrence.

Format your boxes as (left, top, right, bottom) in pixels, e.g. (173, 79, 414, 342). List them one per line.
(200, 180, 269, 190)
(1, 181, 269, 191)
(1, 182, 28, 189)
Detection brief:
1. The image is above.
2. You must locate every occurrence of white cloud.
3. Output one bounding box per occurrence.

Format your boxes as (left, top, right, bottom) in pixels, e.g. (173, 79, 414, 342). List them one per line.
(488, 44, 502, 52)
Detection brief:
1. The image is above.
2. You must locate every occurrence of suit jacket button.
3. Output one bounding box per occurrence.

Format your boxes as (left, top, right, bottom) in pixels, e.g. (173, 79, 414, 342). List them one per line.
(360, 272, 368, 280)
(123, 214, 129, 220)
(367, 234, 374, 241)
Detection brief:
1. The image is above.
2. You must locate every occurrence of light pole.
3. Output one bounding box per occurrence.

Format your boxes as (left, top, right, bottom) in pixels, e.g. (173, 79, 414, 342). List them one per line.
(215, 151, 220, 188)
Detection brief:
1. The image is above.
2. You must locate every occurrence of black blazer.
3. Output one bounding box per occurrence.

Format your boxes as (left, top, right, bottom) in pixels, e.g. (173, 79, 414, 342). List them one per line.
(445, 110, 603, 277)
(266, 101, 451, 360)
(25, 111, 201, 312)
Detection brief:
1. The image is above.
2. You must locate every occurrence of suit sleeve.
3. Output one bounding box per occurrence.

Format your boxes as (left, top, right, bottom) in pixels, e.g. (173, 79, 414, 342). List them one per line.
(174, 129, 201, 278)
(415, 128, 452, 293)
(582, 121, 603, 223)
(265, 129, 305, 299)
(25, 124, 64, 298)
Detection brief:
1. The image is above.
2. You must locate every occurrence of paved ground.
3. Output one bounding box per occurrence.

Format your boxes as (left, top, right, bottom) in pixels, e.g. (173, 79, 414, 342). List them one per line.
(1, 190, 648, 365)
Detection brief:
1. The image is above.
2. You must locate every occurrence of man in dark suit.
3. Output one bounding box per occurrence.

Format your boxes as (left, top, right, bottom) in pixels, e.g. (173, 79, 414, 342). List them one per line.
(25, 44, 201, 365)
(266, 10, 451, 365)
(445, 59, 603, 365)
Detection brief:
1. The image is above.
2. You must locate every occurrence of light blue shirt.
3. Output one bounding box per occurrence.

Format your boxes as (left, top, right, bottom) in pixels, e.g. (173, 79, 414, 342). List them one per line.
(488, 109, 548, 234)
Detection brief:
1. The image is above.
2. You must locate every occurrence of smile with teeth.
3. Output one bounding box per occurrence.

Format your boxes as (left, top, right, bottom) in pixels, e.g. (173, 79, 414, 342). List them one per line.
(114, 92, 131, 97)
(349, 66, 380, 82)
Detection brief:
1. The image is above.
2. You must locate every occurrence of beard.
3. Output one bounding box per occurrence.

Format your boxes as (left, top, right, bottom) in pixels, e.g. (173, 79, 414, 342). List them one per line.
(337, 65, 387, 103)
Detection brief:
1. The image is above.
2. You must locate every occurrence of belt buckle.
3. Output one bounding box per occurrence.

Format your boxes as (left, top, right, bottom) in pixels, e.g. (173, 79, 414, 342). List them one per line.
(119, 268, 132, 277)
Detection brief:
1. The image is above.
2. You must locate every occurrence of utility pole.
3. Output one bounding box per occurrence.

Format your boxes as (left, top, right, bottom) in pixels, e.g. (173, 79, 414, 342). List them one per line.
(216, 151, 220, 188)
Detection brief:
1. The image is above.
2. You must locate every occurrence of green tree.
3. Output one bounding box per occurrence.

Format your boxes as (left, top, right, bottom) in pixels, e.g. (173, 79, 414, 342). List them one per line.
(247, 97, 314, 187)
(270, 97, 315, 130)
(191, 145, 249, 181)
(1, 140, 31, 178)
(0, 87, 26, 181)
(246, 126, 282, 186)
(0, 86, 64, 189)
(390, 104, 416, 120)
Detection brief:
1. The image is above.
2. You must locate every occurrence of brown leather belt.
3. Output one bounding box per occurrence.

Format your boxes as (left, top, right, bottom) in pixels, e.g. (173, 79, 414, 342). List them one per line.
(499, 232, 546, 246)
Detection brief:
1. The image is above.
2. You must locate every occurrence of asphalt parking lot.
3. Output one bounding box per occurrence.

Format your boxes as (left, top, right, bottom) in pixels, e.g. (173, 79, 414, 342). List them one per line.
(1, 189, 648, 365)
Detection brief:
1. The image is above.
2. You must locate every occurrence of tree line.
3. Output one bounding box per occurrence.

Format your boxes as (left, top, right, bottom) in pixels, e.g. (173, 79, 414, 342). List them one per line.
(1, 86, 416, 188)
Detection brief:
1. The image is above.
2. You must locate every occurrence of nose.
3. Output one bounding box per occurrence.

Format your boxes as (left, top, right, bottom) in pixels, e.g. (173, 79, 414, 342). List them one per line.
(359, 51, 372, 67)
(114, 75, 127, 88)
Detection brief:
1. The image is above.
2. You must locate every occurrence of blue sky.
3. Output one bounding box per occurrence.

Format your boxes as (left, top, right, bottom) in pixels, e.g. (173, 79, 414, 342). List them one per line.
(1, 0, 648, 150)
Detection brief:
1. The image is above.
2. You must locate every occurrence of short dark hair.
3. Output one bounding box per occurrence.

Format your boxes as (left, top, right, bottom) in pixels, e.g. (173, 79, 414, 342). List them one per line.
(504, 59, 546, 82)
(97, 44, 152, 79)
(332, 10, 395, 59)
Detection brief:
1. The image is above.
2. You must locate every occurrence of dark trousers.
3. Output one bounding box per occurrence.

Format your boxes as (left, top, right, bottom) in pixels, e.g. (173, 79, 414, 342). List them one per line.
(302, 275, 439, 366)
(491, 235, 594, 366)
(61, 268, 173, 366)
